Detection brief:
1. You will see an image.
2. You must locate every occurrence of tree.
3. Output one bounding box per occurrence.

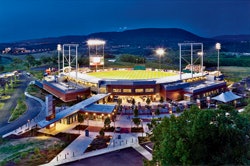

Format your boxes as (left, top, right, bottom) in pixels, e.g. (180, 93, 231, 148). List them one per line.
(151, 105, 250, 165)
(159, 96, 164, 104)
(132, 117, 141, 128)
(104, 117, 111, 129)
(40, 56, 51, 64)
(133, 106, 139, 117)
(12, 57, 23, 66)
(25, 54, 36, 67)
(146, 97, 151, 105)
(117, 98, 122, 106)
(241, 101, 250, 122)
(119, 54, 137, 63)
(0, 78, 7, 95)
(131, 98, 136, 106)
(99, 128, 105, 137)
(78, 113, 85, 125)
(78, 56, 89, 66)
(155, 107, 160, 115)
(0, 65, 4, 72)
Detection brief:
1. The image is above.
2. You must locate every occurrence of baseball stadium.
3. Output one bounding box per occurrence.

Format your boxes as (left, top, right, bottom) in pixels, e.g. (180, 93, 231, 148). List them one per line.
(36, 41, 227, 129)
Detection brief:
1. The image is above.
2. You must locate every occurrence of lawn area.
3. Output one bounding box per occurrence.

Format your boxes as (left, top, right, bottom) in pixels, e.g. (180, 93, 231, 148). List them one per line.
(0, 130, 79, 166)
(0, 95, 11, 100)
(0, 103, 4, 109)
(9, 99, 27, 122)
(0, 136, 62, 165)
(87, 70, 176, 80)
(220, 66, 250, 82)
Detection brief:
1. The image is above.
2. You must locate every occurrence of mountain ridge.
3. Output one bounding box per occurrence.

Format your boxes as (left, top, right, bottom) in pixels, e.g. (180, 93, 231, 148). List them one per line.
(1, 28, 249, 53)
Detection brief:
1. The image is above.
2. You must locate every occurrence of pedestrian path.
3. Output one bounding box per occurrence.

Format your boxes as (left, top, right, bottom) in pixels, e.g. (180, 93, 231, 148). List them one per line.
(41, 131, 152, 166)
(132, 144, 152, 160)
(49, 132, 97, 164)
(45, 131, 135, 165)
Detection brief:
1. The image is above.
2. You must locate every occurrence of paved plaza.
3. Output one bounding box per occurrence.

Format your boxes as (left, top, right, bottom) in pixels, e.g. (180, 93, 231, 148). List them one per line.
(40, 113, 158, 165)
(1, 88, 178, 166)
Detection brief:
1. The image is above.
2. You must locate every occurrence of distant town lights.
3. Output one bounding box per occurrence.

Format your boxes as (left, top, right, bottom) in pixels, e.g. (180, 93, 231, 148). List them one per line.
(87, 39, 106, 46)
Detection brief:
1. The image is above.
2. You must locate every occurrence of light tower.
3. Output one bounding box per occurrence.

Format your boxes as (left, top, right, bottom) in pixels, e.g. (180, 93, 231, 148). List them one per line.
(57, 44, 62, 76)
(178, 43, 203, 80)
(62, 44, 79, 79)
(87, 39, 105, 71)
(215, 43, 221, 72)
(156, 48, 165, 69)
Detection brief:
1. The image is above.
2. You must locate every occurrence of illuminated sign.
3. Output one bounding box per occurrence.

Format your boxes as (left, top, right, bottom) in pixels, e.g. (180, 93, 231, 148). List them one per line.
(90, 56, 104, 66)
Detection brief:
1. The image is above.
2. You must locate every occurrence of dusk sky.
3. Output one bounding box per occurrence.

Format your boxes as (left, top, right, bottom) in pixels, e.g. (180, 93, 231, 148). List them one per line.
(0, 0, 250, 43)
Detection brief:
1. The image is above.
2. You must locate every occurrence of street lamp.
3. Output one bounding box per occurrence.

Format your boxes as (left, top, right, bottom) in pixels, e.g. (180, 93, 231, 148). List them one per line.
(57, 44, 62, 76)
(156, 48, 165, 69)
(215, 43, 221, 72)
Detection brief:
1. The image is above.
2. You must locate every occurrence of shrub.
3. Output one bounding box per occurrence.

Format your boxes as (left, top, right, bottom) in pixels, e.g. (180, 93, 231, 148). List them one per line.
(34, 147, 40, 155)
(14, 158, 20, 164)
(99, 129, 105, 137)
(20, 151, 28, 158)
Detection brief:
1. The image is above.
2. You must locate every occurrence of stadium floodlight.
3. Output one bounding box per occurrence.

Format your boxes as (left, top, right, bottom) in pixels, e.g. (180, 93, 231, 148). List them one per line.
(57, 44, 62, 51)
(57, 44, 62, 76)
(197, 52, 203, 56)
(87, 39, 106, 46)
(156, 48, 165, 69)
(215, 43, 221, 71)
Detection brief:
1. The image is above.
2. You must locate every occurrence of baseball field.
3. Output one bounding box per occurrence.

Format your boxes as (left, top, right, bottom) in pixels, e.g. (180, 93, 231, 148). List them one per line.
(86, 70, 177, 80)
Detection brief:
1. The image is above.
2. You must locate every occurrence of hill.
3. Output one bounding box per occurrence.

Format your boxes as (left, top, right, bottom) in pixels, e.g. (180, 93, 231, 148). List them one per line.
(87, 28, 210, 47)
(212, 35, 250, 52)
(213, 34, 250, 41)
(0, 28, 249, 54)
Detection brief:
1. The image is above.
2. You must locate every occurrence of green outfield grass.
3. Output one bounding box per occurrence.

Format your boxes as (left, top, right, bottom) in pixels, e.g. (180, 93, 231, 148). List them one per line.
(87, 70, 177, 80)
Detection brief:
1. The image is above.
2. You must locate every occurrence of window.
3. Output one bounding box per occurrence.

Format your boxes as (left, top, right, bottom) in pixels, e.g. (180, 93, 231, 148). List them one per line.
(113, 89, 121, 93)
(135, 89, 144, 93)
(145, 88, 154, 93)
(123, 89, 131, 93)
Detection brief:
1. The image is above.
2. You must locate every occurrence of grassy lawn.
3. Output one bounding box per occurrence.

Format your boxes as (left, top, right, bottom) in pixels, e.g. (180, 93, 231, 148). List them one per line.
(0, 103, 4, 109)
(0, 95, 11, 100)
(0, 131, 79, 166)
(9, 99, 27, 122)
(0, 136, 63, 166)
(220, 66, 250, 82)
(87, 70, 177, 80)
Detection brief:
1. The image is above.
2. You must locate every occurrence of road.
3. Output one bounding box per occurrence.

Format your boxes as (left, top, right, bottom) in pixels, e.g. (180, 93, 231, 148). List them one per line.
(0, 73, 42, 137)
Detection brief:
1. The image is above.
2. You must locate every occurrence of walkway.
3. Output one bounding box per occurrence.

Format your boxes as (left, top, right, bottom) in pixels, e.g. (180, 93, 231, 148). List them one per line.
(39, 112, 156, 165)
(41, 130, 152, 166)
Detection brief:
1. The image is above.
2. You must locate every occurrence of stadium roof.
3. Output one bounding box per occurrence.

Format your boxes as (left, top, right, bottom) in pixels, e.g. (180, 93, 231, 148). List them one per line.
(82, 104, 115, 114)
(37, 93, 112, 128)
(211, 91, 241, 103)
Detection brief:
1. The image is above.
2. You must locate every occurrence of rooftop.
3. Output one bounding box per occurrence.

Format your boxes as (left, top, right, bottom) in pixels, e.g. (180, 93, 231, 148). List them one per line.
(37, 93, 113, 128)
